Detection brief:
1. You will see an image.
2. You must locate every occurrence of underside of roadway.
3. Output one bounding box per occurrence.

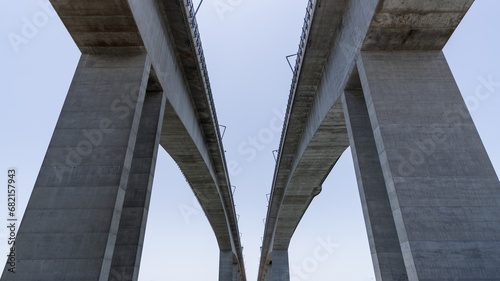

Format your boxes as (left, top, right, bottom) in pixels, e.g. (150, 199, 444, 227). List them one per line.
(259, 0, 473, 279)
(50, 0, 245, 278)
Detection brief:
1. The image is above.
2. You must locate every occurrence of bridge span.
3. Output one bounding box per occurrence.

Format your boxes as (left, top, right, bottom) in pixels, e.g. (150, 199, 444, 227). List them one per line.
(1, 0, 245, 280)
(259, 0, 500, 280)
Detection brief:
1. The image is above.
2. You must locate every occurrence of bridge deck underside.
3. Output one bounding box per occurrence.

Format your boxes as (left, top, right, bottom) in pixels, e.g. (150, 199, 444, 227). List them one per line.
(364, 0, 474, 51)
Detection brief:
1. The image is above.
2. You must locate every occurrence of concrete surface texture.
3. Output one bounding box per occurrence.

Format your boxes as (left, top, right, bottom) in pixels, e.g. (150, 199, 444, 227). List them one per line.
(110, 89, 166, 281)
(1, 53, 152, 280)
(259, 0, 500, 280)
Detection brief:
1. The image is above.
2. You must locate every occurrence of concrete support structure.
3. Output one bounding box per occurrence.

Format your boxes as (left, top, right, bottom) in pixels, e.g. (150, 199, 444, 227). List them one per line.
(264, 264, 273, 281)
(342, 88, 408, 281)
(259, 1, 500, 281)
(232, 263, 241, 281)
(219, 251, 234, 281)
(356, 51, 500, 280)
(2, 53, 153, 280)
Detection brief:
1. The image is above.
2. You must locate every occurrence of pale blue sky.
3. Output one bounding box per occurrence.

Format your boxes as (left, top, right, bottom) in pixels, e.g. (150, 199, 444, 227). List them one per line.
(1, 1, 499, 280)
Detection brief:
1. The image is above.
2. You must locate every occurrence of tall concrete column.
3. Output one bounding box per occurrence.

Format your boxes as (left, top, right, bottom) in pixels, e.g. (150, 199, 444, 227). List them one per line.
(357, 51, 500, 280)
(272, 250, 289, 281)
(219, 250, 233, 281)
(342, 88, 408, 281)
(109, 87, 166, 281)
(1, 53, 152, 281)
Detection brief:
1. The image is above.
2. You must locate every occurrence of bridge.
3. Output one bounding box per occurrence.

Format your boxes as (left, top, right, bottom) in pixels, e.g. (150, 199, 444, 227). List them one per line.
(259, 0, 500, 281)
(1, 0, 245, 280)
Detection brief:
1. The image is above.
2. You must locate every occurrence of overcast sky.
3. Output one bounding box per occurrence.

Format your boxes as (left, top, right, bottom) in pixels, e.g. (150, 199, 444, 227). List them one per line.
(1, 0, 499, 280)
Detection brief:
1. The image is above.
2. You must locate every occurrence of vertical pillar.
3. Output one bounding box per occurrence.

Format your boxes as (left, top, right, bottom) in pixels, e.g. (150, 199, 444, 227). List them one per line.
(1, 53, 151, 281)
(219, 251, 233, 281)
(342, 88, 408, 281)
(357, 51, 500, 280)
(109, 86, 165, 280)
(272, 250, 289, 281)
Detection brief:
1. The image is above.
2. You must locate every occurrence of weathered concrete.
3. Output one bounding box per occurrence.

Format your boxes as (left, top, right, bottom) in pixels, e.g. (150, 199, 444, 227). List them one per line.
(1, 53, 152, 280)
(358, 50, 500, 280)
(342, 86, 408, 281)
(49, 0, 245, 264)
(48, 0, 144, 53)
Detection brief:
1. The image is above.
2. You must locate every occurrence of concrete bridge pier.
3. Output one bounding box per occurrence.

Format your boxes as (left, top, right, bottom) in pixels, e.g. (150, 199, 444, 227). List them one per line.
(219, 250, 233, 281)
(263, 264, 272, 281)
(232, 262, 241, 281)
(352, 50, 500, 280)
(1, 52, 165, 281)
(220, 251, 243, 281)
(342, 88, 408, 281)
